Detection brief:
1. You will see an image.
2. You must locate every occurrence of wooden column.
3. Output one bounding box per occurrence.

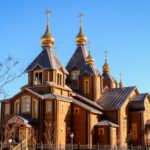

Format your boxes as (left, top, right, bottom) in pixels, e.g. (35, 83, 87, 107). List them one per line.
(109, 127, 113, 148)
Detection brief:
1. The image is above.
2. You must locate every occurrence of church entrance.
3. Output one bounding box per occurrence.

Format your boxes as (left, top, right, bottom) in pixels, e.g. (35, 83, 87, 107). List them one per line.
(3, 115, 32, 145)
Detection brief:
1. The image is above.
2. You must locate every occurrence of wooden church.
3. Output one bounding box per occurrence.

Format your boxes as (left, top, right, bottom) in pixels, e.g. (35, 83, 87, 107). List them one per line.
(1, 11, 150, 148)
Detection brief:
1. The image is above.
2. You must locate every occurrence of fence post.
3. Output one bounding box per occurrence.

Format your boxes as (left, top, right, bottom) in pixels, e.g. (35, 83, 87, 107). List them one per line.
(60, 143, 61, 150)
(78, 143, 80, 150)
(96, 143, 99, 150)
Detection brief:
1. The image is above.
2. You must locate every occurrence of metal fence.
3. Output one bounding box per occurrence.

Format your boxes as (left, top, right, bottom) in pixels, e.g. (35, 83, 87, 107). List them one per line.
(1, 144, 150, 150)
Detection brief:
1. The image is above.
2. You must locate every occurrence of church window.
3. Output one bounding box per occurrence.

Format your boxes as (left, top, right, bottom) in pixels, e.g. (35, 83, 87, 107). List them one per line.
(32, 99, 38, 119)
(21, 96, 31, 113)
(5, 103, 10, 115)
(14, 100, 20, 114)
(84, 79, 89, 94)
(46, 101, 52, 114)
(71, 70, 80, 80)
(98, 128, 104, 135)
(57, 72, 62, 86)
(34, 71, 43, 85)
(74, 107, 79, 115)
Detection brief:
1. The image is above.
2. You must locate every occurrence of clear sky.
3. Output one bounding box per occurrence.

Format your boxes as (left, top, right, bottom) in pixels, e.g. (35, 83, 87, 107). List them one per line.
(0, 0, 150, 98)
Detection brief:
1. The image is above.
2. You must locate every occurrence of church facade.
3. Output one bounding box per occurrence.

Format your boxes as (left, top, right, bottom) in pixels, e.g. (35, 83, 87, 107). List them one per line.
(1, 12, 150, 148)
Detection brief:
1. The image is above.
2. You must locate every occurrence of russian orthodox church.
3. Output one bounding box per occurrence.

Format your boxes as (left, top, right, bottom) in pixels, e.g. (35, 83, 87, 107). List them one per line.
(1, 11, 150, 149)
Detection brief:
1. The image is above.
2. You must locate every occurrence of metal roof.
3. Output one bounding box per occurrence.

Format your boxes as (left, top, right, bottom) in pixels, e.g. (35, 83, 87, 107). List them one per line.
(95, 120, 119, 127)
(97, 86, 136, 110)
(25, 47, 68, 74)
(128, 93, 148, 111)
(66, 45, 99, 76)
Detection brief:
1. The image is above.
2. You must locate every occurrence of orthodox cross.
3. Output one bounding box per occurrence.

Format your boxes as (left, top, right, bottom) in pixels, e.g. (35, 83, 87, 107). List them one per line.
(45, 9, 52, 26)
(104, 50, 108, 63)
(78, 13, 84, 27)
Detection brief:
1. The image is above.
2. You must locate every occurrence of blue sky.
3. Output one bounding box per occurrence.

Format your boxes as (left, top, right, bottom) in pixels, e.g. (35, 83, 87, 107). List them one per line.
(0, 0, 150, 98)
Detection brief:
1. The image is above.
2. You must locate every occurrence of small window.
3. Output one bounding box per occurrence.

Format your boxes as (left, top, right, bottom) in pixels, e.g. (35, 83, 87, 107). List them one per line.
(46, 101, 52, 114)
(71, 70, 80, 80)
(34, 71, 43, 85)
(98, 128, 104, 135)
(84, 79, 89, 94)
(5, 103, 10, 115)
(74, 107, 79, 115)
(57, 73, 62, 85)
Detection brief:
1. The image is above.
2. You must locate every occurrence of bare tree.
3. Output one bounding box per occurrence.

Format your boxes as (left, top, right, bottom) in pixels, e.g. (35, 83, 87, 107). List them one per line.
(0, 55, 24, 98)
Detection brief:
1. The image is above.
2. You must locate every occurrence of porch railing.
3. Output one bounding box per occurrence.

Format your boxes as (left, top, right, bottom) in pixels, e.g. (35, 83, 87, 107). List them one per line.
(12, 139, 27, 150)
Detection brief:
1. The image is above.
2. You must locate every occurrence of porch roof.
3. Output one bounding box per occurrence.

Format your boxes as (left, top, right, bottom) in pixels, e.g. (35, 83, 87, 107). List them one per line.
(5, 115, 36, 127)
(95, 120, 119, 128)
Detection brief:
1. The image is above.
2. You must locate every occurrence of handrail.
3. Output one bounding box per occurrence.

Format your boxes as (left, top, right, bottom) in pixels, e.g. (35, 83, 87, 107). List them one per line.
(13, 139, 27, 150)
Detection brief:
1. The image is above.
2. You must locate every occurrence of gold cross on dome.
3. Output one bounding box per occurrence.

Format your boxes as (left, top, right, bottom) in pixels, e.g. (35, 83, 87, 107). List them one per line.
(45, 9, 52, 26)
(78, 13, 84, 27)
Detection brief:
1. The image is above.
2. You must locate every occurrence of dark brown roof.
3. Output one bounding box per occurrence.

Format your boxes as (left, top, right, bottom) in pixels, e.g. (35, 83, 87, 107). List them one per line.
(97, 86, 136, 110)
(128, 93, 148, 111)
(102, 71, 116, 83)
(66, 45, 99, 76)
(26, 47, 68, 74)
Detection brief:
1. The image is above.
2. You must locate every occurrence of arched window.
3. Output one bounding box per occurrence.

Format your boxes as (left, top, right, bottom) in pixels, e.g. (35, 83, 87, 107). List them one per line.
(21, 96, 31, 113)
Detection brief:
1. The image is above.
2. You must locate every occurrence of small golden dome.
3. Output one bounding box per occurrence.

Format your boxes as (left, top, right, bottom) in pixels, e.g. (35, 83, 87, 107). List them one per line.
(103, 62, 111, 72)
(41, 25, 55, 47)
(86, 51, 94, 65)
(75, 26, 87, 45)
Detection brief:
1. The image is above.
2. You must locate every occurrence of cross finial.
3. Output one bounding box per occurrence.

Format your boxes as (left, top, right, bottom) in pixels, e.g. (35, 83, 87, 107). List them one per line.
(120, 72, 123, 81)
(104, 49, 108, 63)
(78, 13, 84, 27)
(45, 9, 52, 26)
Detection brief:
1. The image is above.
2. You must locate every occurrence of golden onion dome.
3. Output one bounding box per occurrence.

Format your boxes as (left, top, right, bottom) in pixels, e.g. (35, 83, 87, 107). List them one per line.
(75, 26, 87, 45)
(103, 62, 111, 72)
(41, 25, 55, 47)
(86, 51, 94, 65)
